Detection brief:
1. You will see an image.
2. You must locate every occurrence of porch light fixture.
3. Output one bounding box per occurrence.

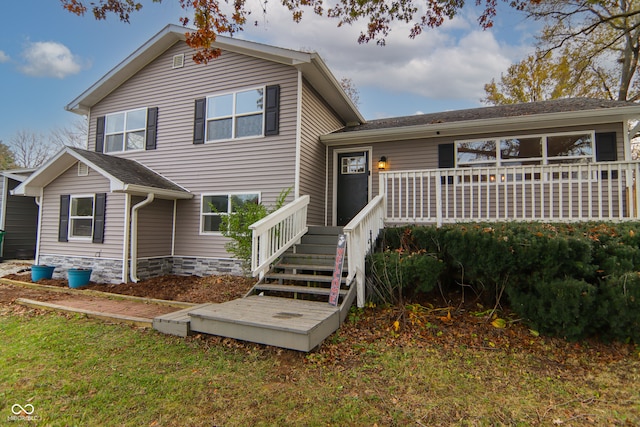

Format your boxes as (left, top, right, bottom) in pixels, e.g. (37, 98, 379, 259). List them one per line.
(378, 156, 388, 170)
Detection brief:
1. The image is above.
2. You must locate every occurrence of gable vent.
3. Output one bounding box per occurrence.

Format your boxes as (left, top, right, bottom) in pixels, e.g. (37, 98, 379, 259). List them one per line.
(77, 162, 89, 177)
(172, 54, 185, 69)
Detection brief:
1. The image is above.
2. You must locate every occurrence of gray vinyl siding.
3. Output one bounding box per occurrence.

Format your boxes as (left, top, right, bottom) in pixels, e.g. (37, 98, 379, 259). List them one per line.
(1, 178, 38, 259)
(39, 164, 125, 259)
(299, 80, 344, 225)
(88, 42, 301, 259)
(135, 197, 174, 258)
(328, 122, 624, 223)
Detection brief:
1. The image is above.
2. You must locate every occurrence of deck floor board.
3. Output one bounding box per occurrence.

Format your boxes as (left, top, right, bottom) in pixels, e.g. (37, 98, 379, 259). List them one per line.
(189, 295, 339, 334)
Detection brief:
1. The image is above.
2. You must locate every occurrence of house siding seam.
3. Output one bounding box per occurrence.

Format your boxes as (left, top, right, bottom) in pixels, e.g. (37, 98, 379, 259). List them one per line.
(299, 79, 344, 225)
(86, 42, 300, 260)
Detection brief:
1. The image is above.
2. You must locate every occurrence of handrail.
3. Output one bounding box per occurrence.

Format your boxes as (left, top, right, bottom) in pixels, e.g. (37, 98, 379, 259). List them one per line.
(343, 194, 385, 307)
(250, 195, 309, 279)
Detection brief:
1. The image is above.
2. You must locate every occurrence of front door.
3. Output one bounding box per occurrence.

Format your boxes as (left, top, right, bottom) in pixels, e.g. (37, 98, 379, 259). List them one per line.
(336, 151, 369, 226)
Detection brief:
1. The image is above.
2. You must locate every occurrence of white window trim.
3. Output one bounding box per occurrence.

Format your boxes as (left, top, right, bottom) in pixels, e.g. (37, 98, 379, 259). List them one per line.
(68, 194, 95, 241)
(455, 130, 596, 167)
(104, 107, 148, 154)
(200, 191, 262, 235)
(205, 86, 265, 143)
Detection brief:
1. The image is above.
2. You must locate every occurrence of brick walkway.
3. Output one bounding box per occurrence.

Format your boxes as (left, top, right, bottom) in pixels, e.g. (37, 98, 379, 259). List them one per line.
(47, 296, 179, 319)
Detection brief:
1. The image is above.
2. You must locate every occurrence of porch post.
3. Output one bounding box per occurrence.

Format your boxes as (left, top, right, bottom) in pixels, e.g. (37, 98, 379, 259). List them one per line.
(435, 171, 443, 227)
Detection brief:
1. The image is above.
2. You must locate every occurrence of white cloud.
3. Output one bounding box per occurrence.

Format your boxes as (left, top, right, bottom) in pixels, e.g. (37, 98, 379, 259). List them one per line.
(19, 41, 82, 78)
(0, 51, 9, 63)
(241, 5, 531, 105)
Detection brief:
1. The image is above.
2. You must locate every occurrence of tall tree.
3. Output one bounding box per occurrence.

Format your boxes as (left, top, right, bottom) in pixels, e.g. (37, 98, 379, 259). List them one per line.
(0, 141, 17, 170)
(61, 0, 538, 63)
(9, 130, 57, 168)
(523, 0, 640, 102)
(483, 48, 613, 104)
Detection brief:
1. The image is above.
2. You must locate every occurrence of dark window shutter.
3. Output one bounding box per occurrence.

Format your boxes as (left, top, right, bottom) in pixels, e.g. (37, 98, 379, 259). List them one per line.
(193, 98, 206, 144)
(95, 116, 105, 153)
(59, 195, 70, 242)
(438, 143, 455, 168)
(265, 85, 280, 136)
(93, 193, 106, 244)
(595, 132, 617, 162)
(145, 107, 158, 150)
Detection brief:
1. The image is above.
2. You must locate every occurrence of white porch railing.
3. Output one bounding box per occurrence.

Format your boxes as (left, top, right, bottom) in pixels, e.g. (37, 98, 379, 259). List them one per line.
(250, 195, 309, 279)
(380, 161, 640, 226)
(343, 194, 385, 308)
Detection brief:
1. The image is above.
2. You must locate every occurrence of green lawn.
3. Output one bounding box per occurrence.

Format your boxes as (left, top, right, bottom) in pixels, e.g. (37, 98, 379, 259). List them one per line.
(1, 308, 639, 426)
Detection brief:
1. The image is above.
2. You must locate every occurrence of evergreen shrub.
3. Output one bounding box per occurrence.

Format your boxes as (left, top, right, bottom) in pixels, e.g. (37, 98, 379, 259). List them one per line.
(371, 222, 640, 342)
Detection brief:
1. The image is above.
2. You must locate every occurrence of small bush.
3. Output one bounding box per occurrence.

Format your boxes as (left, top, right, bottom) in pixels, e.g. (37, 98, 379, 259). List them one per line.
(368, 251, 444, 305)
(594, 273, 640, 342)
(506, 278, 597, 341)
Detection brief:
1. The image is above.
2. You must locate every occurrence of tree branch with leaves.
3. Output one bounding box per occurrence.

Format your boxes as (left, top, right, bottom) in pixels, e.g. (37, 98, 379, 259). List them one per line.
(61, 0, 539, 63)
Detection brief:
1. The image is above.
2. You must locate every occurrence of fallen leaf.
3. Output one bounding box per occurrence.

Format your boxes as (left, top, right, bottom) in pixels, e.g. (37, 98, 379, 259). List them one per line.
(491, 318, 506, 328)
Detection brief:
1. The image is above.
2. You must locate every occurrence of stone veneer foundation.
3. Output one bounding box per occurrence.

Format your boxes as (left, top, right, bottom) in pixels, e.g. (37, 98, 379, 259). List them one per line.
(38, 255, 245, 284)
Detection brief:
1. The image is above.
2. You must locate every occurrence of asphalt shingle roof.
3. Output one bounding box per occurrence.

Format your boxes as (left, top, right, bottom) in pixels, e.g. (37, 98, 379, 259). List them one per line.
(340, 98, 637, 133)
(70, 148, 188, 193)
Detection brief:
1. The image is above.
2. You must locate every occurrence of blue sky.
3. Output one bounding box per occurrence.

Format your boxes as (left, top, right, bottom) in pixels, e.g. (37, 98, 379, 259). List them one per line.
(0, 1, 539, 145)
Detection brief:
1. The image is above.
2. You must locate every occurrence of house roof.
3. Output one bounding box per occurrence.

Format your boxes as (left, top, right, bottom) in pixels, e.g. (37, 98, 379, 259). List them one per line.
(1, 168, 36, 183)
(13, 147, 192, 200)
(322, 98, 640, 145)
(65, 24, 364, 125)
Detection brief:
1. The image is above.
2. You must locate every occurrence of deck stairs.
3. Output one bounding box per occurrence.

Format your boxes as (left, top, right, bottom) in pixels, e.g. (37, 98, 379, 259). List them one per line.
(154, 226, 357, 351)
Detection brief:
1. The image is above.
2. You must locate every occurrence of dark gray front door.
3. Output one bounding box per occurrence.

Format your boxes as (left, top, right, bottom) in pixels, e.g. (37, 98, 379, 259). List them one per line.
(337, 151, 369, 226)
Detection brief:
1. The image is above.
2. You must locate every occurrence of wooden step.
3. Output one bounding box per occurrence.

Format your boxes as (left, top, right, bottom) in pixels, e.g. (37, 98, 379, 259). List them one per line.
(152, 304, 211, 337)
(281, 253, 344, 264)
(274, 263, 339, 272)
(189, 296, 340, 352)
(307, 226, 343, 235)
(264, 272, 347, 283)
(254, 283, 347, 297)
(301, 234, 341, 245)
(293, 244, 338, 255)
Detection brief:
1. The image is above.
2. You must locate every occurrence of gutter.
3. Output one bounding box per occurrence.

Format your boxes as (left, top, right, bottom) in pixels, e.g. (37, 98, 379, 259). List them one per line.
(321, 106, 640, 146)
(129, 193, 154, 283)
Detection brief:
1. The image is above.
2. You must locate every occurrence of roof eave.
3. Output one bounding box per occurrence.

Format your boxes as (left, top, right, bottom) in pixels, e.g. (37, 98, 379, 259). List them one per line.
(297, 55, 365, 126)
(119, 184, 193, 200)
(321, 105, 640, 146)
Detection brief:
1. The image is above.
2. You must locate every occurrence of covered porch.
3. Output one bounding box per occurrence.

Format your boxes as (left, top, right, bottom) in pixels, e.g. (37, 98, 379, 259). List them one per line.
(380, 161, 640, 226)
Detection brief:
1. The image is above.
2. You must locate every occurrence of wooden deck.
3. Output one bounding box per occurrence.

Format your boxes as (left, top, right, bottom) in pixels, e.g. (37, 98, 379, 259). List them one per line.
(153, 296, 346, 352)
(188, 296, 341, 352)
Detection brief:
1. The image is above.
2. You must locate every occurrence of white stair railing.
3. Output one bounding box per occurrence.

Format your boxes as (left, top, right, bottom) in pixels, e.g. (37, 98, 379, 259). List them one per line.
(250, 195, 309, 279)
(343, 194, 385, 308)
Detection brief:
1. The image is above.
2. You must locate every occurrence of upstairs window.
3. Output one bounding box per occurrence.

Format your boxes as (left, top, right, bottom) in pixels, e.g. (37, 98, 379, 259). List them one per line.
(104, 108, 147, 153)
(201, 192, 260, 233)
(206, 88, 264, 141)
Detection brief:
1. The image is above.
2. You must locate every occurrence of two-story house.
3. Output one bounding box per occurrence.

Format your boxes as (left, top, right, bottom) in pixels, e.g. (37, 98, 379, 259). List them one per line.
(14, 24, 640, 300)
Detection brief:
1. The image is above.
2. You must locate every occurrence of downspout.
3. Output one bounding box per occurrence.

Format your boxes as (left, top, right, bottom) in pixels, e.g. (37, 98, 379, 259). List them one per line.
(34, 189, 43, 264)
(129, 193, 154, 283)
(122, 194, 131, 283)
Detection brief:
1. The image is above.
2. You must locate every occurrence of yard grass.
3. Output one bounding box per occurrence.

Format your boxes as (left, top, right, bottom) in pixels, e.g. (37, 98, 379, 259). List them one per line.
(1, 307, 639, 426)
